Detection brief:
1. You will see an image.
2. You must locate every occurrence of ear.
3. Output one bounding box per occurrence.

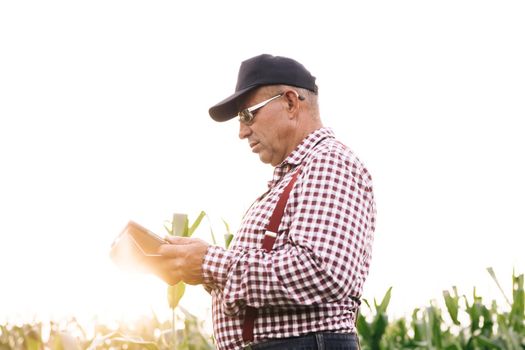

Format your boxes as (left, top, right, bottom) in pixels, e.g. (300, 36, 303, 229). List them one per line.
(283, 90, 301, 114)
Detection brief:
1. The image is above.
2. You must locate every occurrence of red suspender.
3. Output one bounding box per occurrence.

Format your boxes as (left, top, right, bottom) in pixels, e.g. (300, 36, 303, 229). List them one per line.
(242, 168, 302, 345)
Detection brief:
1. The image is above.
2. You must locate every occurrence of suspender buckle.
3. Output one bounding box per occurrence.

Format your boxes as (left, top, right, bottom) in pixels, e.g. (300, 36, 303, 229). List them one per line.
(264, 230, 277, 238)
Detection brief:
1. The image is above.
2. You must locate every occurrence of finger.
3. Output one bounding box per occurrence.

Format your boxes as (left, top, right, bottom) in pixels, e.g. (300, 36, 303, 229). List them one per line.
(158, 243, 186, 257)
(147, 257, 181, 283)
(164, 236, 193, 245)
(155, 269, 181, 286)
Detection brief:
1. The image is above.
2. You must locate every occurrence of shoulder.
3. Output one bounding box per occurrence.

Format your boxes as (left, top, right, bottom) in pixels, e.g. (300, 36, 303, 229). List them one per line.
(302, 137, 374, 191)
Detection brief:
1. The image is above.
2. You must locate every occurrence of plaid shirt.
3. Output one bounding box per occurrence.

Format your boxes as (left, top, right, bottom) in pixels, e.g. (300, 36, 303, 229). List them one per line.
(203, 127, 376, 350)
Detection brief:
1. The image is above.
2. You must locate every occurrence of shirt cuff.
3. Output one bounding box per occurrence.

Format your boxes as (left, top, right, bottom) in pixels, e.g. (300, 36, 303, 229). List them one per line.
(202, 245, 236, 290)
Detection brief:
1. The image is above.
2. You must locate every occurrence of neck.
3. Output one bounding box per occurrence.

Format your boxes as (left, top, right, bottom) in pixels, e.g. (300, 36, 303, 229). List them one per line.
(284, 116, 323, 161)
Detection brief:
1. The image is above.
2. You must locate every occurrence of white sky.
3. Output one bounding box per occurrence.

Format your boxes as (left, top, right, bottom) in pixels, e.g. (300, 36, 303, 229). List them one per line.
(1, 1, 524, 327)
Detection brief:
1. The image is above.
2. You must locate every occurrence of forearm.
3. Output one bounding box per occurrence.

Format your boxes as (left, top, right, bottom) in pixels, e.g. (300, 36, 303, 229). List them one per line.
(202, 235, 368, 314)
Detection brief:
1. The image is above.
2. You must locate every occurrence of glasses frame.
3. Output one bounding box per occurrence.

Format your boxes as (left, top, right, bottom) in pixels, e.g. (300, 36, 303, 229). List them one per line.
(237, 93, 284, 126)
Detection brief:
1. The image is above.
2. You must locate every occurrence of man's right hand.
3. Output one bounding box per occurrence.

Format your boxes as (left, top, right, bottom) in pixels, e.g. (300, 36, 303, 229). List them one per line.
(145, 236, 210, 286)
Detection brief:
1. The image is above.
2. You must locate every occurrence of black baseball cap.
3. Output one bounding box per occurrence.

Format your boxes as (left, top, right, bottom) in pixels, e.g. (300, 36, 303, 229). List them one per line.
(209, 54, 318, 122)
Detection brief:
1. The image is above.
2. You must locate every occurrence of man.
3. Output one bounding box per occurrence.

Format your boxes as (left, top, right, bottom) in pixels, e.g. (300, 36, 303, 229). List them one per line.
(156, 54, 376, 350)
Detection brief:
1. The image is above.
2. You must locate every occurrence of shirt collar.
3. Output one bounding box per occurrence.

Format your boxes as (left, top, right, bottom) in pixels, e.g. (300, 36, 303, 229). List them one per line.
(268, 127, 335, 188)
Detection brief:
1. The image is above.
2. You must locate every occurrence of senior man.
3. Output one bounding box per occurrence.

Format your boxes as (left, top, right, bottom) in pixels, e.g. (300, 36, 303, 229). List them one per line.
(155, 54, 376, 350)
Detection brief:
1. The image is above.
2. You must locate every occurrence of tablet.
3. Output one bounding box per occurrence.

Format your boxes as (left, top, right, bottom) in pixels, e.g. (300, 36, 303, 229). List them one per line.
(113, 220, 167, 257)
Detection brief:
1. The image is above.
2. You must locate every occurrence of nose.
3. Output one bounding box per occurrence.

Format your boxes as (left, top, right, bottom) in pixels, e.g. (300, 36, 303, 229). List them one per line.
(238, 121, 252, 139)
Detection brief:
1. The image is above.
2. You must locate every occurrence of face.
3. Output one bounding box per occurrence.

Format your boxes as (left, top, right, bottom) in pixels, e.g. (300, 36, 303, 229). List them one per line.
(238, 88, 294, 166)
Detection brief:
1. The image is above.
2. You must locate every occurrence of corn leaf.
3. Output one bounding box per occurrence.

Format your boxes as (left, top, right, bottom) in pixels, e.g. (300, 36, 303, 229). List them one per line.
(475, 335, 503, 349)
(443, 289, 460, 325)
(111, 336, 159, 350)
(168, 282, 186, 310)
(171, 213, 187, 236)
(224, 234, 234, 249)
(222, 218, 231, 234)
(222, 219, 234, 249)
(209, 222, 217, 245)
(428, 305, 443, 348)
(371, 313, 388, 347)
(496, 314, 521, 350)
(356, 314, 372, 340)
(510, 271, 524, 331)
(361, 298, 371, 311)
(187, 211, 206, 237)
(163, 220, 173, 235)
(487, 267, 512, 306)
(24, 337, 40, 350)
(412, 309, 425, 341)
(86, 331, 118, 350)
(376, 286, 392, 315)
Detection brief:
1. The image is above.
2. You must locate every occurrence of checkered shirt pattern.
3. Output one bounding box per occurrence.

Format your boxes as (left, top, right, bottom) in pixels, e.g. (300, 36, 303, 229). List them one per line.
(202, 127, 376, 350)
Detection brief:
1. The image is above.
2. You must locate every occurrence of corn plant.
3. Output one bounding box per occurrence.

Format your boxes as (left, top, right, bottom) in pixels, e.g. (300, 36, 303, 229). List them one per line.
(357, 287, 392, 350)
(359, 268, 525, 350)
(207, 218, 234, 250)
(0, 310, 213, 350)
(486, 268, 524, 350)
(162, 212, 208, 349)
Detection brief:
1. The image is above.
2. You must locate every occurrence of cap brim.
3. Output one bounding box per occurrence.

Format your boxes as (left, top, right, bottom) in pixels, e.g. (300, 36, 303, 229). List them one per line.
(208, 86, 256, 122)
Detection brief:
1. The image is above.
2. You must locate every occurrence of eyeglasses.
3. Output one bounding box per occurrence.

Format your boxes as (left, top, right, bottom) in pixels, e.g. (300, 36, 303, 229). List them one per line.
(238, 93, 284, 126)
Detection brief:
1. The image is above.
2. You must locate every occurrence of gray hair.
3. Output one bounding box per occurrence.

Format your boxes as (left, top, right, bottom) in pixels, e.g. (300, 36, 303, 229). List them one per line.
(261, 85, 320, 118)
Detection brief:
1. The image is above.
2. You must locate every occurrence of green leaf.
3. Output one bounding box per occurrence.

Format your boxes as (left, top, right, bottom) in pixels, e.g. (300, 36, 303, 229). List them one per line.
(480, 303, 494, 336)
(361, 298, 371, 311)
(167, 282, 186, 309)
(444, 343, 463, 350)
(222, 218, 234, 248)
(510, 271, 524, 331)
(163, 220, 173, 235)
(356, 313, 372, 340)
(475, 335, 503, 350)
(209, 225, 217, 245)
(86, 331, 118, 350)
(23, 326, 41, 350)
(443, 289, 460, 325)
(187, 211, 206, 237)
(487, 267, 512, 306)
(496, 313, 521, 350)
(428, 305, 442, 348)
(222, 218, 231, 235)
(371, 313, 388, 348)
(24, 337, 40, 350)
(411, 309, 425, 342)
(93, 332, 159, 350)
(224, 233, 234, 249)
(376, 287, 392, 315)
(114, 337, 159, 349)
(171, 213, 187, 236)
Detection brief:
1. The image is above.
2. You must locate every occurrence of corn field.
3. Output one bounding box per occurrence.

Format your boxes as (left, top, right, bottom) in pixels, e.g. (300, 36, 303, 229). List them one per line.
(0, 306, 213, 350)
(357, 268, 524, 350)
(1, 268, 523, 350)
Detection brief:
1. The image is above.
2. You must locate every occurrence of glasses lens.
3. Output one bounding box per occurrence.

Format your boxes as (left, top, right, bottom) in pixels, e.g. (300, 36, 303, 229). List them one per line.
(238, 109, 254, 125)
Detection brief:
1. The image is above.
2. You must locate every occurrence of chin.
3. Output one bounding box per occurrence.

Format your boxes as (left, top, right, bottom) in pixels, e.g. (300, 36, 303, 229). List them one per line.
(258, 151, 280, 166)
(258, 153, 272, 165)
(259, 156, 271, 164)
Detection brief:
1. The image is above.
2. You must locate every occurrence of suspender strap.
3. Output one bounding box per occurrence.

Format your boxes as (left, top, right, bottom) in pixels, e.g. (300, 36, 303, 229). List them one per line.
(242, 168, 301, 345)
